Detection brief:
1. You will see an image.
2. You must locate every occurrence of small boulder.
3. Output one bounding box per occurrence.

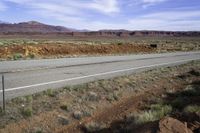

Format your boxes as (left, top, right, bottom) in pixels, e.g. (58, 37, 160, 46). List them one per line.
(158, 117, 193, 133)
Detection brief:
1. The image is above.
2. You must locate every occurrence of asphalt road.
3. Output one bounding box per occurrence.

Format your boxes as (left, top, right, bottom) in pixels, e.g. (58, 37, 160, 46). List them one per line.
(0, 51, 200, 100)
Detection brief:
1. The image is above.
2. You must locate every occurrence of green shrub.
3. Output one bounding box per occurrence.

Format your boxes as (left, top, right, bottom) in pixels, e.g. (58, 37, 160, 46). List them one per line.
(134, 110, 158, 124)
(21, 107, 33, 117)
(117, 42, 123, 45)
(60, 104, 69, 111)
(182, 85, 200, 96)
(73, 111, 83, 120)
(83, 110, 92, 117)
(28, 53, 35, 59)
(25, 95, 33, 103)
(84, 122, 106, 132)
(72, 84, 88, 92)
(134, 104, 172, 124)
(171, 97, 186, 109)
(45, 89, 56, 97)
(0, 41, 4, 45)
(184, 105, 200, 113)
(36, 130, 43, 133)
(13, 53, 23, 60)
(0, 106, 3, 115)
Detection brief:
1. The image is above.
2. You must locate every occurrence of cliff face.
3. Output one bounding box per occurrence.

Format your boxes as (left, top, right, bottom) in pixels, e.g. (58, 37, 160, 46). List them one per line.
(73, 31, 200, 37)
(0, 21, 200, 37)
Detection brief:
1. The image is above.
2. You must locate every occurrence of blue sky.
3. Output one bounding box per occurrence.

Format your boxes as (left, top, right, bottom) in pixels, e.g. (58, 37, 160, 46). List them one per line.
(0, 0, 200, 31)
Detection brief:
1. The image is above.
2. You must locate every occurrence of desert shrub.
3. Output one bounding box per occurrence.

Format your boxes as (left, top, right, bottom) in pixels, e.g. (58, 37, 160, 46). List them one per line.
(35, 130, 43, 133)
(60, 104, 69, 111)
(21, 107, 33, 117)
(73, 111, 83, 120)
(71, 84, 88, 92)
(188, 69, 200, 76)
(28, 53, 35, 59)
(88, 91, 99, 101)
(13, 53, 23, 60)
(26, 40, 39, 45)
(151, 104, 172, 118)
(117, 42, 123, 45)
(171, 97, 187, 109)
(83, 110, 92, 117)
(58, 115, 70, 125)
(182, 85, 200, 96)
(134, 104, 172, 124)
(84, 122, 106, 133)
(134, 110, 158, 124)
(12, 96, 26, 104)
(25, 95, 33, 103)
(106, 94, 115, 102)
(106, 92, 121, 102)
(0, 106, 3, 115)
(30, 127, 44, 133)
(184, 105, 200, 113)
(63, 86, 71, 90)
(44, 89, 56, 97)
(0, 41, 4, 45)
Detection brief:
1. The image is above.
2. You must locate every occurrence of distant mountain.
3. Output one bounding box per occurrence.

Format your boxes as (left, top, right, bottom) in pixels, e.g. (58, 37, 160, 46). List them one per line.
(0, 20, 199, 37)
(0, 21, 75, 33)
(0, 20, 10, 24)
(99, 29, 129, 32)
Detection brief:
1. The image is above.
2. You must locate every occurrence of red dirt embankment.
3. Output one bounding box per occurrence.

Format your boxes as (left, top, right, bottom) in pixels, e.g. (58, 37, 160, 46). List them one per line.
(0, 44, 155, 59)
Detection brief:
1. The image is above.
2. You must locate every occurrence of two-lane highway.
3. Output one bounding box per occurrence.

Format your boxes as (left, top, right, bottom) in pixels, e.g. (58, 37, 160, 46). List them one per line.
(0, 51, 200, 100)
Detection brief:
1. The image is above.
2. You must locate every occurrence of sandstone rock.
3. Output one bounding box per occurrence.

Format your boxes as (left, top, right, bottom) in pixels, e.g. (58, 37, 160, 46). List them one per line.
(158, 117, 193, 133)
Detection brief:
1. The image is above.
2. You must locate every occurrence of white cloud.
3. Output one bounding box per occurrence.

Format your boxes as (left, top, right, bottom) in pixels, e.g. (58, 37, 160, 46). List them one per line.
(4, 0, 33, 3)
(142, 10, 200, 20)
(128, 10, 200, 31)
(30, 2, 82, 16)
(3, 0, 120, 14)
(127, 0, 168, 8)
(142, 0, 167, 3)
(64, 10, 200, 31)
(87, 0, 120, 14)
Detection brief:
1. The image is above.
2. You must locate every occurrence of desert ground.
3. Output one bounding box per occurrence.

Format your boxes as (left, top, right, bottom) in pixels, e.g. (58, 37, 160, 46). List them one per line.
(0, 60, 199, 133)
(0, 35, 200, 133)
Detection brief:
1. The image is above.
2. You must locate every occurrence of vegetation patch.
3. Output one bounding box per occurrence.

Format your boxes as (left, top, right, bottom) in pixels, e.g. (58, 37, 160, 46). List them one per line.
(21, 107, 33, 117)
(133, 104, 172, 124)
(73, 111, 83, 120)
(13, 53, 23, 60)
(184, 105, 200, 113)
(84, 121, 106, 133)
(60, 104, 69, 111)
(44, 89, 57, 97)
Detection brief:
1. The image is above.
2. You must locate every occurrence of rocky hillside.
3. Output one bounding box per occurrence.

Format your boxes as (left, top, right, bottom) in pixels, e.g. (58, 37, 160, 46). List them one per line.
(0, 21, 73, 33)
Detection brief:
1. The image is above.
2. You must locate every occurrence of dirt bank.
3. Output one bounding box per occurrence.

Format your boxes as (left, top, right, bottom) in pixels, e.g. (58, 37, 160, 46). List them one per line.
(0, 43, 155, 60)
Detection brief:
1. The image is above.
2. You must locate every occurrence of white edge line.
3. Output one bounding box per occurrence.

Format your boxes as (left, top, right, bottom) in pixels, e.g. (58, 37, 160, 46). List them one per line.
(0, 58, 199, 92)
